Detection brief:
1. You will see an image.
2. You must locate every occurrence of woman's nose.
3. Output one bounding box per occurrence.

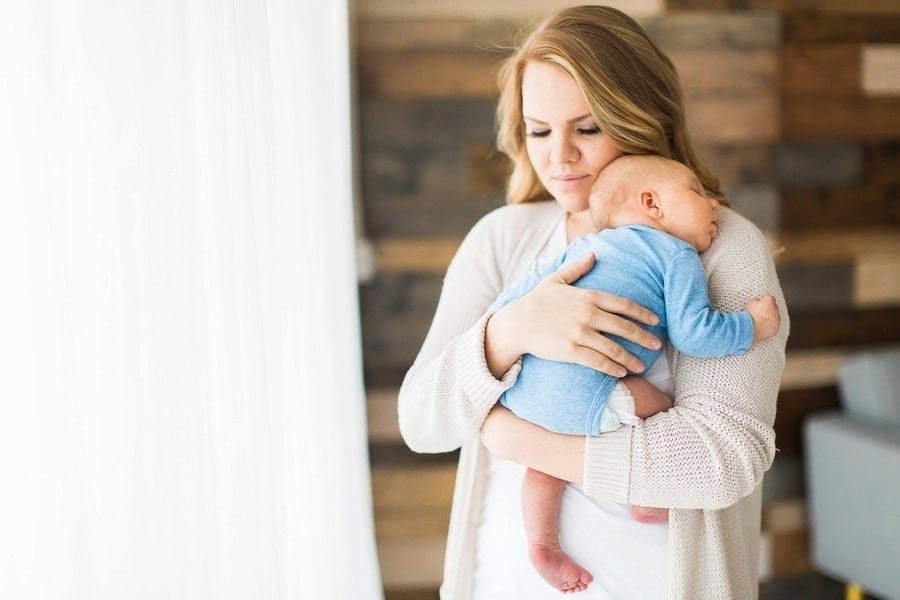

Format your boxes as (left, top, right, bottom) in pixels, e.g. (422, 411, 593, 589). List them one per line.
(550, 134, 578, 164)
(710, 196, 720, 210)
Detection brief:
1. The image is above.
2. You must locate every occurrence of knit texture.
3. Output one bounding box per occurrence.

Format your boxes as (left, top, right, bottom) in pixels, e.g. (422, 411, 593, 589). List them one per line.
(397, 201, 788, 599)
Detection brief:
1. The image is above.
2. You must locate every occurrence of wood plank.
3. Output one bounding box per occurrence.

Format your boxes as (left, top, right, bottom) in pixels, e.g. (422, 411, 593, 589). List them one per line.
(355, 0, 662, 20)
(671, 48, 778, 90)
(357, 13, 780, 52)
(782, 94, 900, 140)
(356, 19, 525, 52)
(721, 184, 780, 231)
(855, 252, 900, 307)
(372, 464, 456, 508)
(359, 48, 777, 99)
(777, 262, 854, 310)
(781, 185, 900, 231)
(368, 388, 401, 443)
(771, 228, 900, 265)
(697, 143, 775, 186)
(808, 0, 900, 14)
(862, 44, 900, 96)
(358, 50, 501, 99)
(787, 306, 900, 349)
(780, 349, 852, 391)
(360, 98, 496, 148)
(775, 142, 862, 188)
(774, 386, 841, 455)
(782, 12, 900, 44)
(685, 88, 779, 144)
(377, 536, 445, 588)
(781, 44, 860, 96)
(375, 238, 461, 273)
(369, 229, 900, 273)
(644, 12, 780, 50)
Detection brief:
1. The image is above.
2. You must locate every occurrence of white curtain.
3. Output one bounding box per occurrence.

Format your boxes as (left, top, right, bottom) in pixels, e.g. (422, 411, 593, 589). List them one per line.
(0, 1, 382, 598)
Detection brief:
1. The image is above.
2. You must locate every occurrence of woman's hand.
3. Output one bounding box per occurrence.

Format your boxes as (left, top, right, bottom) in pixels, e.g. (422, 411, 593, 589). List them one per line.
(485, 252, 661, 378)
(481, 405, 586, 483)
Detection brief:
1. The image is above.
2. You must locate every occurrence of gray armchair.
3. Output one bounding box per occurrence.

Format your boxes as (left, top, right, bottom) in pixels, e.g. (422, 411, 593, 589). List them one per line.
(803, 345, 900, 600)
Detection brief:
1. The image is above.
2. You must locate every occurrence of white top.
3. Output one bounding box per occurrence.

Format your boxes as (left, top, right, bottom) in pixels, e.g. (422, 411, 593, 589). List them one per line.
(473, 358, 674, 599)
(397, 201, 789, 599)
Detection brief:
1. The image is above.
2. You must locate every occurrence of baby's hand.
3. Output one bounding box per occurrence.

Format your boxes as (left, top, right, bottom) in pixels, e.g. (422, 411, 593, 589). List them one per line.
(746, 295, 780, 341)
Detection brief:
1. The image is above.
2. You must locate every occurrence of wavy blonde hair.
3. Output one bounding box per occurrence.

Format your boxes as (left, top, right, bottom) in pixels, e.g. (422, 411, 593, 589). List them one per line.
(496, 5, 721, 204)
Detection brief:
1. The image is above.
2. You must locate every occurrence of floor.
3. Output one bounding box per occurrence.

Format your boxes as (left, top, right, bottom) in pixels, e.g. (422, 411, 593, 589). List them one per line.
(385, 572, 888, 599)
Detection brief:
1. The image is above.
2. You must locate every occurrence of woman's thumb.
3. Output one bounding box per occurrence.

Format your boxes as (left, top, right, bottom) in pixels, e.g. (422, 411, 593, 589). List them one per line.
(554, 252, 595, 285)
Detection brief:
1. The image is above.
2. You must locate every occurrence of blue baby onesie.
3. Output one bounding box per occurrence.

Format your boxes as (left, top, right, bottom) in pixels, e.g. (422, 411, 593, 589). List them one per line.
(491, 225, 754, 436)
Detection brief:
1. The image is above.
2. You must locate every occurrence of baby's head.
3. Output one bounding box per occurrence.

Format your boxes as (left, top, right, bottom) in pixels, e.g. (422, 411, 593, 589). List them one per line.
(590, 154, 721, 252)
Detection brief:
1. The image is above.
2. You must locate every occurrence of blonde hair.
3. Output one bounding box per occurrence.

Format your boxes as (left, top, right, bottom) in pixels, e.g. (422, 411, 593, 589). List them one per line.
(496, 5, 721, 204)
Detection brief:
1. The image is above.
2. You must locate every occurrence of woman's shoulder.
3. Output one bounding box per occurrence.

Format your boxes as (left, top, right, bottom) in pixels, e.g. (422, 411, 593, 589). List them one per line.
(477, 200, 564, 231)
(708, 207, 770, 259)
(464, 201, 564, 250)
(703, 207, 777, 305)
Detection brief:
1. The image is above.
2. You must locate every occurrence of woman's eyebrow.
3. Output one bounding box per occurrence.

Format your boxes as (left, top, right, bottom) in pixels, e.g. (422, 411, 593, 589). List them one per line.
(523, 113, 593, 125)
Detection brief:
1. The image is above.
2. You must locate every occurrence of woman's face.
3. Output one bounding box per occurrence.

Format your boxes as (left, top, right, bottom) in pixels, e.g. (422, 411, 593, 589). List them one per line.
(521, 61, 621, 215)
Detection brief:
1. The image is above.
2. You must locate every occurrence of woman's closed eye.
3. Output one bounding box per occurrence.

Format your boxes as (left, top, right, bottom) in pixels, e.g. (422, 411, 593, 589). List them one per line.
(526, 126, 601, 138)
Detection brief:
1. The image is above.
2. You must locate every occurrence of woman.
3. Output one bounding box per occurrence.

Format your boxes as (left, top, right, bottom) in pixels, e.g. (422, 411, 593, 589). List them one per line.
(397, 6, 788, 599)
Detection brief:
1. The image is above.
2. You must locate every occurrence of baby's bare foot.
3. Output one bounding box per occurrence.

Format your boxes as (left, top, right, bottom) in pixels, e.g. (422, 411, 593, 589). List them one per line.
(529, 541, 593, 593)
(631, 505, 669, 523)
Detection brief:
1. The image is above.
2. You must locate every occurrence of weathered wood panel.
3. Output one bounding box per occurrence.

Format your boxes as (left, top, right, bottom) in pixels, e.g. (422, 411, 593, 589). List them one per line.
(357, 12, 780, 53)
(787, 306, 900, 349)
(781, 186, 900, 231)
(668, 0, 900, 12)
(369, 229, 900, 273)
(774, 387, 841, 455)
(782, 11, 900, 44)
(862, 44, 900, 96)
(783, 94, 900, 140)
(356, 0, 663, 20)
(360, 99, 496, 148)
(775, 142, 862, 188)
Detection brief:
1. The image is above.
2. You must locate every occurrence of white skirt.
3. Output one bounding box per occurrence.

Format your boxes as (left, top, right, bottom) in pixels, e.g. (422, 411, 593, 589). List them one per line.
(472, 359, 674, 599)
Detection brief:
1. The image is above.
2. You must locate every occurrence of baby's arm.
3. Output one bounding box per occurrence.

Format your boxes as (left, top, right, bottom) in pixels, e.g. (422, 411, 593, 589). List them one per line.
(746, 295, 780, 340)
(664, 249, 779, 357)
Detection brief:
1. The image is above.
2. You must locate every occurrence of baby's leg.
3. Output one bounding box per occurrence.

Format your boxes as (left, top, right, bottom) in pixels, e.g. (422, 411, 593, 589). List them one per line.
(522, 467, 593, 593)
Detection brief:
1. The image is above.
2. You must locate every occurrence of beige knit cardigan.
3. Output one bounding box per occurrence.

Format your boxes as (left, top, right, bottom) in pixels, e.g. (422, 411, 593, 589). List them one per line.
(398, 201, 789, 599)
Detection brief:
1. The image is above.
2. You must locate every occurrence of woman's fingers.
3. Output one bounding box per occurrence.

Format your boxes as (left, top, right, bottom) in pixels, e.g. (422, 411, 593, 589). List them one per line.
(584, 305, 661, 353)
(553, 252, 595, 285)
(588, 289, 659, 327)
(569, 344, 630, 378)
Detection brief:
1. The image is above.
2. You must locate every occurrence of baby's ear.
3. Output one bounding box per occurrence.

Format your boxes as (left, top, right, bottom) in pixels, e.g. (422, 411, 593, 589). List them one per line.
(639, 190, 663, 218)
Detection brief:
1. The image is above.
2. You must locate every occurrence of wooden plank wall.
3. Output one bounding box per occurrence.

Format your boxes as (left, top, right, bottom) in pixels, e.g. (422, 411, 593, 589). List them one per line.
(354, 1, 900, 595)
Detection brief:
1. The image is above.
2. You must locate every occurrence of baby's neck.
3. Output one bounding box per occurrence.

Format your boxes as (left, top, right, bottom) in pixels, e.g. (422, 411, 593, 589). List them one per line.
(603, 209, 661, 233)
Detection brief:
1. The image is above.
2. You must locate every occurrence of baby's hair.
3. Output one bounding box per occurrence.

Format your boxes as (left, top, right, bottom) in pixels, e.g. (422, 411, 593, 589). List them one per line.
(590, 154, 689, 225)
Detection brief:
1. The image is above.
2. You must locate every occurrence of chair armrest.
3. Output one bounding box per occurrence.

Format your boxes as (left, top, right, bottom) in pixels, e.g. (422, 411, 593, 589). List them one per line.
(803, 412, 900, 600)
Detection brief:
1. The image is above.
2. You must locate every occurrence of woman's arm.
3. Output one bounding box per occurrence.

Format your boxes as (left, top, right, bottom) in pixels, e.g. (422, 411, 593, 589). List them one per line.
(399, 206, 662, 455)
(482, 210, 788, 509)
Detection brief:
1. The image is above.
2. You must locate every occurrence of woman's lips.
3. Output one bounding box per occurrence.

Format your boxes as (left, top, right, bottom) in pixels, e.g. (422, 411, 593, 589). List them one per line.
(552, 174, 590, 189)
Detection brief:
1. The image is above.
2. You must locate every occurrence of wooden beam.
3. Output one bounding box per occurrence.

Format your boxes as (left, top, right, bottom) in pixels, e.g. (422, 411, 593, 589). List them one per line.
(355, 0, 662, 21)
(370, 229, 900, 273)
(862, 44, 900, 96)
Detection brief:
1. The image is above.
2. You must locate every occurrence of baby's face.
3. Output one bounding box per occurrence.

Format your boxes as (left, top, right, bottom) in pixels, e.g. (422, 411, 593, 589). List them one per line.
(657, 168, 720, 252)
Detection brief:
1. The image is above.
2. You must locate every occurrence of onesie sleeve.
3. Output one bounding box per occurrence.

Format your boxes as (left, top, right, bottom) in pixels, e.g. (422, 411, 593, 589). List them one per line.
(663, 248, 754, 358)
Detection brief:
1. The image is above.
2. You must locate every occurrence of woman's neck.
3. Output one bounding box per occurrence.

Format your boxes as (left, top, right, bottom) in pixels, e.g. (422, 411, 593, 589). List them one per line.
(565, 210, 597, 243)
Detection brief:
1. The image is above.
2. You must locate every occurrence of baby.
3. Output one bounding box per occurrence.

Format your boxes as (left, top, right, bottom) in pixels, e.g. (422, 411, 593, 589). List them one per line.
(489, 154, 781, 592)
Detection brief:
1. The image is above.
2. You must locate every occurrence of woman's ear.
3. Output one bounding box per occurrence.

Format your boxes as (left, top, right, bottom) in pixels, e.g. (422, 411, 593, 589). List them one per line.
(639, 190, 663, 219)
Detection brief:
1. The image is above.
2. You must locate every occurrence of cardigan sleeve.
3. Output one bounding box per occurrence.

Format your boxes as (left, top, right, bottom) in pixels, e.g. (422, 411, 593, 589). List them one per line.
(583, 209, 788, 508)
(397, 210, 523, 454)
